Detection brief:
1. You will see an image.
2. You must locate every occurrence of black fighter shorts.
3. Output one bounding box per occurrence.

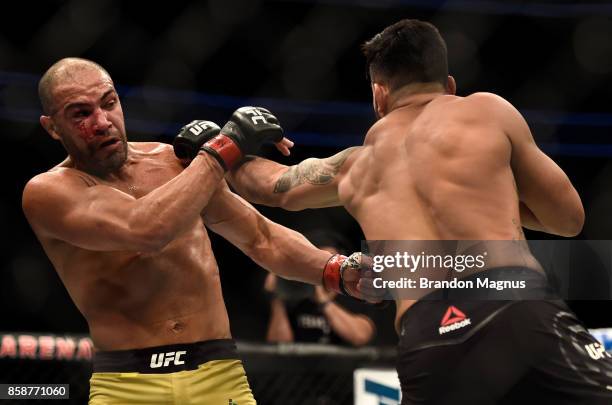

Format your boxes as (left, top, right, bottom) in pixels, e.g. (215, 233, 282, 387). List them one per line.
(397, 268, 612, 404)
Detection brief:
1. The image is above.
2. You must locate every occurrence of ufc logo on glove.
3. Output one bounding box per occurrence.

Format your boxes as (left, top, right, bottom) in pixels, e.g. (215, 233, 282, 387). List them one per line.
(149, 350, 187, 368)
(243, 108, 267, 125)
(188, 122, 218, 136)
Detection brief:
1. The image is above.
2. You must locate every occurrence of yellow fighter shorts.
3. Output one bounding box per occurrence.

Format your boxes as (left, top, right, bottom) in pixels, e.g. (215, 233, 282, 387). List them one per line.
(89, 339, 255, 405)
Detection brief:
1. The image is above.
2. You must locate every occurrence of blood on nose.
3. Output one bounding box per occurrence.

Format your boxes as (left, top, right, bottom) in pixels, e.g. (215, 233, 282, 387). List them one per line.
(77, 121, 96, 141)
(77, 109, 110, 141)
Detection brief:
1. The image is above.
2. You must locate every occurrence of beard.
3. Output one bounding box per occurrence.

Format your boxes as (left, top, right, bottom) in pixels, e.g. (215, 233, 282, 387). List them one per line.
(62, 131, 128, 176)
(99, 140, 128, 172)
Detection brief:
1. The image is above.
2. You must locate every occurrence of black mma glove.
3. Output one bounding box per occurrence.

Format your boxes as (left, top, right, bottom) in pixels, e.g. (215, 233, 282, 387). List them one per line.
(201, 106, 283, 170)
(173, 120, 220, 161)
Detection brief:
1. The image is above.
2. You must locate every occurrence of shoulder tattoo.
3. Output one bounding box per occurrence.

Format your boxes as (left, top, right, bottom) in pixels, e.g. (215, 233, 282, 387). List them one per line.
(274, 147, 358, 193)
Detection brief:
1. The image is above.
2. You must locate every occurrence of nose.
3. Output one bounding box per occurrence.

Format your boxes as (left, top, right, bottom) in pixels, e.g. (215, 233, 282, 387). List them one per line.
(91, 107, 112, 135)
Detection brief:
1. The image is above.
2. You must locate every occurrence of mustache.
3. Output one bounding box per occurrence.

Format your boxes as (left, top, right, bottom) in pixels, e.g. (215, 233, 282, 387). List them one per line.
(87, 131, 126, 154)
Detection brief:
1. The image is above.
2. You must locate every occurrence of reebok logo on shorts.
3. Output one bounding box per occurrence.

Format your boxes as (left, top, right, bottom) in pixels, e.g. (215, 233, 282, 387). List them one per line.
(149, 350, 187, 368)
(439, 305, 471, 335)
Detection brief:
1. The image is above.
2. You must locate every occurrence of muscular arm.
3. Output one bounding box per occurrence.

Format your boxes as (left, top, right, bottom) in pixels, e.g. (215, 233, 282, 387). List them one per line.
(484, 93, 584, 236)
(203, 181, 332, 284)
(227, 147, 360, 211)
(23, 154, 224, 251)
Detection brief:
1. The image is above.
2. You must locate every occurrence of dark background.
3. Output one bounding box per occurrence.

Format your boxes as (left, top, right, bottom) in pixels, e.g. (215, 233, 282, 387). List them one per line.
(1, 0, 611, 345)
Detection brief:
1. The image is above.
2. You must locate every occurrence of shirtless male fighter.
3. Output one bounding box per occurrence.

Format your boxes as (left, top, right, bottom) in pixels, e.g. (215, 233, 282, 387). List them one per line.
(179, 20, 611, 404)
(21, 58, 361, 404)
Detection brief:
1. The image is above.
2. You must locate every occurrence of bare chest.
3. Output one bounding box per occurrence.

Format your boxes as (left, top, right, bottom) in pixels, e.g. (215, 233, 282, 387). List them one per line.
(86, 158, 184, 198)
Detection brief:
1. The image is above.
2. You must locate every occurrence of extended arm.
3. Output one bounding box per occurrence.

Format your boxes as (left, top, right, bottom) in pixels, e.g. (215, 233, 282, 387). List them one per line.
(203, 181, 333, 284)
(24, 107, 290, 252)
(227, 147, 361, 211)
(23, 153, 224, 252)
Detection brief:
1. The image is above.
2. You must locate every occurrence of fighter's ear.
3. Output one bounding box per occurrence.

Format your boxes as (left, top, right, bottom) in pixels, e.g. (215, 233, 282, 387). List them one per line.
(40, 115, 60, 141)
(372, 82, 390, 118)
(446, 75, 456, 95)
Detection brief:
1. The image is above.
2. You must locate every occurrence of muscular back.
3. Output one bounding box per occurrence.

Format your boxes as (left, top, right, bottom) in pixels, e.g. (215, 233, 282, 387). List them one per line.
(25, 143, 230, 350)
(337, 93, 558, 322)
(229, 90, 582, 325)
(340, 93, 522, 241)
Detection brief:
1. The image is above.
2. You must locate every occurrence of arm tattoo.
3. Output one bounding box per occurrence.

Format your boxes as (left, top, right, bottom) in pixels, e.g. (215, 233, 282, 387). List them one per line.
(274, 147, 358, 193)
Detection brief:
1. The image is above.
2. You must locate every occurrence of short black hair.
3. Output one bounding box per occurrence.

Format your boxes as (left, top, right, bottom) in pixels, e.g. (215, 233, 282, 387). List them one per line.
(362, 19, 448, 90)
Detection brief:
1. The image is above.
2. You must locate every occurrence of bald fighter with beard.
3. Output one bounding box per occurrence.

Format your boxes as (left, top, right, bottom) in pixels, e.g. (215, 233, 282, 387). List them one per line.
(22, 58, 363, 405)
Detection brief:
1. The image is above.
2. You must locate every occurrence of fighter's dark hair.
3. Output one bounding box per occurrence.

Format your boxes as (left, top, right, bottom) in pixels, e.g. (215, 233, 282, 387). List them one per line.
(361, 19, 448, 90)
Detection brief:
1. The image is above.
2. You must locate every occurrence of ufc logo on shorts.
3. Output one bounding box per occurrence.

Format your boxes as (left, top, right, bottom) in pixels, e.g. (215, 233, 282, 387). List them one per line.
(149, 350, 187, 368)
(244, 108, 267, 125)
(584, 342, 611, 361)
(188, 122, 216, 136)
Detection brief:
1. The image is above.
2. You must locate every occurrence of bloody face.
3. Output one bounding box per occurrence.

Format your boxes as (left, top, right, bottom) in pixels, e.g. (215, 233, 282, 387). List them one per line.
(47, 68, 128, 175)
